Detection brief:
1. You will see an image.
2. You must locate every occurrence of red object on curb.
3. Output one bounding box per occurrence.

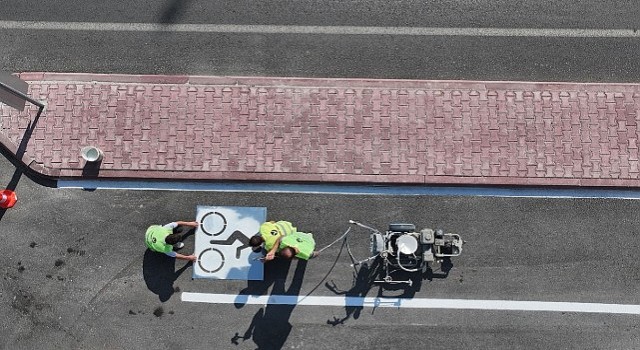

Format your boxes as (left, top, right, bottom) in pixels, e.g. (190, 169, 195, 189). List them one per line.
(0, 189, 17, 209)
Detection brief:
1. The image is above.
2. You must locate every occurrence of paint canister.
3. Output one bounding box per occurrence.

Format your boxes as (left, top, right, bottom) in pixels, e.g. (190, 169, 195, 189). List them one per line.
(81, 146, 103, 162)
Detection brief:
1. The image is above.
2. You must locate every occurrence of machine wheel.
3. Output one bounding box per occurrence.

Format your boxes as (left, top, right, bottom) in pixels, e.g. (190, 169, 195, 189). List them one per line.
(388, 223, 415, 233)
(410, 273, 422, 292)
(370, 233, 384, 255)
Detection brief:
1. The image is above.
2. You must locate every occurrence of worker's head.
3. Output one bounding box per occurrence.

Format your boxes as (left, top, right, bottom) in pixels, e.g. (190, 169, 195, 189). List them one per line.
(279, 247, 296, 260)
(259, 221, 280, 239)
(165, 233, 181, 245)
(249, 235, 264, 247)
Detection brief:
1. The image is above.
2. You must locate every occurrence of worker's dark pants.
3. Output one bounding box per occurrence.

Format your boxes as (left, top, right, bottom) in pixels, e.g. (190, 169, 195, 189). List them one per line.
(172, 225, 195, 241)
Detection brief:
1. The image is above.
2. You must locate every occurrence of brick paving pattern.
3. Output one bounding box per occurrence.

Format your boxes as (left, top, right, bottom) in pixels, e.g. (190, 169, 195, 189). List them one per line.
(1, 72, 640, 186)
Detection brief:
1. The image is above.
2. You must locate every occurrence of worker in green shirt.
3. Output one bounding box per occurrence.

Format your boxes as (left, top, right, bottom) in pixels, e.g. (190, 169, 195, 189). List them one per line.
(275, 231, 319, 261)
(249, 220, 297, 260)
(145, 221, 199, 262)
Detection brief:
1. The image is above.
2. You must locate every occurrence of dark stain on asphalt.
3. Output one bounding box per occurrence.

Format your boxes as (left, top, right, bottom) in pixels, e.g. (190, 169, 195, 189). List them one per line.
(11, 290, 47, 314)
(54, 259, 65, 267)
(66, 247, 85, 256)
(11, 289, 52, 328)
(12, 290, 34, 314)
(129, 310, 137, 315)
(153, 306, 164, 318)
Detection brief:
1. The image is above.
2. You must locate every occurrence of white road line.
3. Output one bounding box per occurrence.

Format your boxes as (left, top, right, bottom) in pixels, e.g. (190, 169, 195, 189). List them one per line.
(0, 20, 639, 38)
(58, 179, 640, 199)
(182, 292, 640, 315)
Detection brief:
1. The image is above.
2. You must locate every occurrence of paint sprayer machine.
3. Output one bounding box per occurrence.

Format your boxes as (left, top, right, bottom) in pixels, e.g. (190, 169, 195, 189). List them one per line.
(333, 220, 465, 286)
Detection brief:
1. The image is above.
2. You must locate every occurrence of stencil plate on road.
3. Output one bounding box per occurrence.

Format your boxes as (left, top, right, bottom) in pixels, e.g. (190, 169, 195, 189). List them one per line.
(193, 206, 266, 280)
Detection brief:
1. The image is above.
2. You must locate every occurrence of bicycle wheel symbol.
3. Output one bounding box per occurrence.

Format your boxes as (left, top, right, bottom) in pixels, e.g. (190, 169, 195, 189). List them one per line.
(200, 211, 227, 237)
(197, 248, 225, 274)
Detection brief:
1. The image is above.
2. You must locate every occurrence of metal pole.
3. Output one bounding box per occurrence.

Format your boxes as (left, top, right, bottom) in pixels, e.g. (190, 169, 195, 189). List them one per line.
(0, 81, 45, 108)
(35, 104, 44, 120)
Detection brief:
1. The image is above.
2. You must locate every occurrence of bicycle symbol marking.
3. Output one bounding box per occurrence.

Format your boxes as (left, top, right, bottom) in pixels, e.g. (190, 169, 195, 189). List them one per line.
(194, 206, 266, 280)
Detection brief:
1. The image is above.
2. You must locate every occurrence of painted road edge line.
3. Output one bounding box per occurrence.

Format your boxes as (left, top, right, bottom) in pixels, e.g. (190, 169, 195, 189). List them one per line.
(182, 293, 640, 315)
(58, 179, 640, 199)
(1, 21, 640, 38)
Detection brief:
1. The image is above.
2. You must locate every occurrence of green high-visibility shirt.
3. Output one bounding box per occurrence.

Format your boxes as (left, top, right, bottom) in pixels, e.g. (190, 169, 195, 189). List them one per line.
(260, 221, 297, 251)
(280, 231, 315, 260)
(145, 225, 173, 254)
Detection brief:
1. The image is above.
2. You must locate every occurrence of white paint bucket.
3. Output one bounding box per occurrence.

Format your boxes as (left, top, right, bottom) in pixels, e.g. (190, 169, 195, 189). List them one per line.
(81, 146, 103, 162)
(396, 235, 418, 255)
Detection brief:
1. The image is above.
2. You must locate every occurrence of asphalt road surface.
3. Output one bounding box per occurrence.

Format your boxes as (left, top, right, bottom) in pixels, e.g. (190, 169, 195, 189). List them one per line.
(2, 1, 640, 349)
(1, 0, 640, 82)
(1, 153, 640, 349)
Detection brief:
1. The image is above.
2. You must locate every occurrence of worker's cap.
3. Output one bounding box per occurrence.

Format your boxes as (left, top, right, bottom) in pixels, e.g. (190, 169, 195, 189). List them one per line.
(260, 221, 280, 237)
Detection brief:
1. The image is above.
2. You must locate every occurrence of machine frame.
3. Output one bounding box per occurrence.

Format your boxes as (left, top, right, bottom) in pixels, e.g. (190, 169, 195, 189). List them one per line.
(349, 220, 464, 286)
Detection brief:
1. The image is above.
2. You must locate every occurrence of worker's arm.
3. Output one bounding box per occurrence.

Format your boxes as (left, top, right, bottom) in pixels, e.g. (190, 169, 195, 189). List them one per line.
(175, 253, 197, 262)
(264, 237, 282, 261)
(176, 221, 199, 228)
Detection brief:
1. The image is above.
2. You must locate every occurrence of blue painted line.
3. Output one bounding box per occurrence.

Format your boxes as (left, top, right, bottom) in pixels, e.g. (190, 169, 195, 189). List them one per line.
(57, 179, 640, 199)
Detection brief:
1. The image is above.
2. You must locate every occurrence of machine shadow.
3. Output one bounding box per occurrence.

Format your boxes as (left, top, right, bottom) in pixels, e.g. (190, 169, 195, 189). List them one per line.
(324, 259, 383, 326)
(142, 249, 192, 302)
(425, 257, 453, 281)
(231, 259, 307, 350)
(375, 258, 455, 297)
(324, 256, 455, 325)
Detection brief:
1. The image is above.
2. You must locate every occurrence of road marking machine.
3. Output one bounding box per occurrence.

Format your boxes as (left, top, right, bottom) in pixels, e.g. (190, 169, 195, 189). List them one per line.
(345, 220, 465, 286)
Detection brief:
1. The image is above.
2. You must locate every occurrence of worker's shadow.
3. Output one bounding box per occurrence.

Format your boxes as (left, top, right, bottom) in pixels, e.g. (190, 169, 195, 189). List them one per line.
(142, 249, 192, 302)
(231, 258, 307, 350)
(159, 0, 193, 23)
(142, 226, 196, 301)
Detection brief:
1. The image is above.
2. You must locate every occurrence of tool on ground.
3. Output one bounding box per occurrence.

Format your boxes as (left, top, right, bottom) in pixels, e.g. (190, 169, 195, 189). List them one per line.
(0, 189, 17, 209)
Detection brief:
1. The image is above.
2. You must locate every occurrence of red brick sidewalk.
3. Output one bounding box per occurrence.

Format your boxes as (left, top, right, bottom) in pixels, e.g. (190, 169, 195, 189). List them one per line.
(1, 72, 640, 187)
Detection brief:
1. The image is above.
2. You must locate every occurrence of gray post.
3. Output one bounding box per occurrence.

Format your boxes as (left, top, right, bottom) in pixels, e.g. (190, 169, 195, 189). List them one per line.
(0, 81, 45, 109)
